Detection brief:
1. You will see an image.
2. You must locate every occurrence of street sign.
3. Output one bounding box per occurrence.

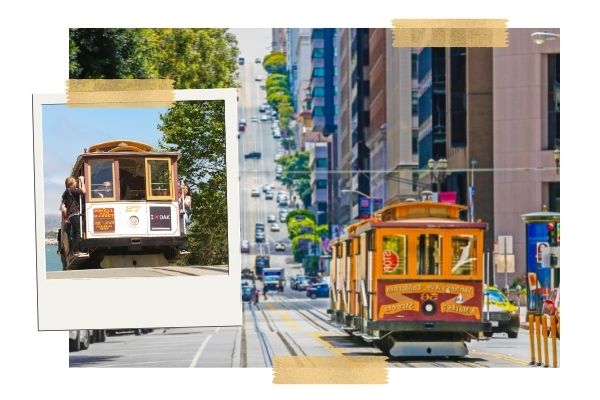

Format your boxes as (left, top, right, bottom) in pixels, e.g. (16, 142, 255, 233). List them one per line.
(495, 254, 515, 273)
(496, 235, 513, 254)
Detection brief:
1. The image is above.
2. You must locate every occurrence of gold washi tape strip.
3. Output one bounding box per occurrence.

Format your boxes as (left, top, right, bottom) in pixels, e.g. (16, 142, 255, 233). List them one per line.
(392, 19, 508, 47)
(273, 355, 387, 384)
(67, 79, 175, 107)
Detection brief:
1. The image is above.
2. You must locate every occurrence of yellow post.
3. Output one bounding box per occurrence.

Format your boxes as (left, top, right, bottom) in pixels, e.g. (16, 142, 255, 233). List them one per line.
(528, 313, 536, 365)
(542, 314, 549, 367)
(551, 315, 558, 368)
(535, 315, 542, 366)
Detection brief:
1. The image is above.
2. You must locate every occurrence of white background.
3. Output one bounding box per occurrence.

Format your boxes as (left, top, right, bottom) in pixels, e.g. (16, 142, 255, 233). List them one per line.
(0, 0, 592, 398)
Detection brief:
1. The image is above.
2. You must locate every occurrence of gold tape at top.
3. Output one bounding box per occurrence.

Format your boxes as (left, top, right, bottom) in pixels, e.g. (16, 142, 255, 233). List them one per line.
(392, 19, 508, 47)
(273, 355, 387, 384)
(67, 79, 175, 107)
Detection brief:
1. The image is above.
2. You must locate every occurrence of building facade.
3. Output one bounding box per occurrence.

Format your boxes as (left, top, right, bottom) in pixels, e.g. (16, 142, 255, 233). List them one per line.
(492, 28, 560, 287)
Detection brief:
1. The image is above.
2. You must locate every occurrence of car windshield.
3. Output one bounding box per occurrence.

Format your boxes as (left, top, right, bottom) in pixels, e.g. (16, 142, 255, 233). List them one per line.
(485, 289, 508, 303)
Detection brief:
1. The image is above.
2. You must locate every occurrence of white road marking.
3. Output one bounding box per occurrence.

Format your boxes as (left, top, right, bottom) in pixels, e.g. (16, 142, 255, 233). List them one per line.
(188, 331, 215, 368)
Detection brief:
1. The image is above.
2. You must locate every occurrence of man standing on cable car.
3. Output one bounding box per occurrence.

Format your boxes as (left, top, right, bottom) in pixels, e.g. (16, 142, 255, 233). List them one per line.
(62, 175, 86, 255)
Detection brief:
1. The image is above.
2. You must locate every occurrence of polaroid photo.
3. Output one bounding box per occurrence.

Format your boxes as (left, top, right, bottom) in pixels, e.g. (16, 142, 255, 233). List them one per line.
(34, 88, 241, 330)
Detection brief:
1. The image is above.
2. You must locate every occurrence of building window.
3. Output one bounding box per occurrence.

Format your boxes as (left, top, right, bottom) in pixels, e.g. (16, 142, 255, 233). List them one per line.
(417, 233, 442, 276)
(450, 47, 466, 147)
(316, 179, 327, 189)
(549, 182, 560, 212)
(313, 67, 325, 77)
(548, 54, 560, 149)
(312, 48, 325, 58)
(312, 87, 325, 97)
(316, 158, 328, 168)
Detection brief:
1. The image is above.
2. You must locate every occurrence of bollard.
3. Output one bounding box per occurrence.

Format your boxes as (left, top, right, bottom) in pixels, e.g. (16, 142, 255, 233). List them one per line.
(528, 313, 536, 365)
(535, 315, 542, 366)
(551, 315, 558, 368)
(542, 314, 549, 367)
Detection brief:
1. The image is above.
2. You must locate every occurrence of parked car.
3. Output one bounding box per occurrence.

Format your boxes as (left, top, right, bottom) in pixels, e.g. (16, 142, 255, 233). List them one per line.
(275, 242, 285, 251)
(279, 210, 288, 222)
(265, 191, 274, 200)
(263, 184, 272, 193)
(251, 188, 260, 197)
(306, 281, 330, 299)
(69, 330, 91, 352)
(259, 105, 266, 113)
(245, 151, 262, 159)
(483, 285, 520, 338)
(543, 287, 560, 338)
(267, 214, 276, 223)
(241, 240, 250, 253)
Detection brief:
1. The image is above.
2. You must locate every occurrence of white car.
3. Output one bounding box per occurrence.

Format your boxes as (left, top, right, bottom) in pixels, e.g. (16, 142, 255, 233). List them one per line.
(260, 114, 268, 121)
(267, 214, 276, 222)
(251, 188, 260, 197)
(251, 115, 258, 122)
(255, 75, 262, 81)
(271, 223, 280, 232)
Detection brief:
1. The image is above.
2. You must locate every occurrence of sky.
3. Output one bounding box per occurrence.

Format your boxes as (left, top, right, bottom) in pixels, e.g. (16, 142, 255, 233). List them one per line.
(42, 105, 168, 215)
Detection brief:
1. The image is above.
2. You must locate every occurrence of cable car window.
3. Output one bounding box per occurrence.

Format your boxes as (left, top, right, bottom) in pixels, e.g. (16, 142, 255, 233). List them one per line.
(451, 235, 477, 275)
(119, 158, 146, 200)
(89, 160, 115, 200)
(146, 158, 172, 199)
(417, 234, 442, 276)
(382, 235, 407, 275)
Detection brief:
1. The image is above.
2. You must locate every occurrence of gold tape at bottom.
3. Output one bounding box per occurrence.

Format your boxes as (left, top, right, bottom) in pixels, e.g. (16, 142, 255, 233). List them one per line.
(391, 19, 508, 47)
(67, 79, 175, 107)
(273, 355, 387, 384)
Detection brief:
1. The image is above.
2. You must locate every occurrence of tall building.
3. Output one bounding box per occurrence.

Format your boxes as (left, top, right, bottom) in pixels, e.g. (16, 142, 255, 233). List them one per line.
(384, 31, 419, 203)
(493, 28, 560, 286)
(415, 47, 494, 251)
(287, 29, 313, 147)
(367, 29, 387, 207)
(336, 28, 370, 222)
(309, 142, 329, 225)
(272, 28, 287, 53)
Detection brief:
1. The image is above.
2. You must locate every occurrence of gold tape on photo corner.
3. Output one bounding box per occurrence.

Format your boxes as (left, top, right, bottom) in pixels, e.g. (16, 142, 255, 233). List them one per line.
(392, 19, 508, 47)
(67, 79, 175, 107)
(273, 355, 387, 384)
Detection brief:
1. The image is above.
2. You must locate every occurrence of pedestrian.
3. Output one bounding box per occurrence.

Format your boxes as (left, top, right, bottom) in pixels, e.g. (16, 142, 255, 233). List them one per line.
(62, 176, 86, 255)
(263, 287, 268, 300)
(253, 286, 259, 305)
(179, 183, 192, 229)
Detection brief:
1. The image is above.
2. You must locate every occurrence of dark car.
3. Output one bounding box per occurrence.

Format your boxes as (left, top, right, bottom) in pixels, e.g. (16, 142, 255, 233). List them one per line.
(483, 285, 520, 338)
(306, 281, 330, 299)
(238, 57, 245, 65)
(244, 151, 261, 159)
(241, 286, 255, 302)
(240, 240, 250, 253)
(239, 123, 246, 132)
(255, 57, 261, 63)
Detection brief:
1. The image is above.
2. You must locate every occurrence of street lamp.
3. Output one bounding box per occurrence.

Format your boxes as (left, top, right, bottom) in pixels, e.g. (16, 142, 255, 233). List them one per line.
(553, 148, 560, 175)
(341, 189, 374, 218)
(427, 158, 448, 193)
(531, 30, 560, 45)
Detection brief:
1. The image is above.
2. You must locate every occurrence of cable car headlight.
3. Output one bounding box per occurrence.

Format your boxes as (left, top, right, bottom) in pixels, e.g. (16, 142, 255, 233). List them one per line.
(129, 215, 140, 227)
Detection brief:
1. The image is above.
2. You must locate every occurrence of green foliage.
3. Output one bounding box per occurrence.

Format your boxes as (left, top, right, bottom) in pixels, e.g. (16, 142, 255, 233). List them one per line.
(69, 28, 239, 89)
(278, 151, 311, 206)
(267, 91, 291, 109)
(263, 52, 287, 74)
(69, 28, 151, 79)
(286, 209, 316, 224)
(277, 100, 294, 133)
(291, 234, 320, 254)
(266, 73, 288, 88)
(287, 218, 317, 240)
(158, 101, 228, 265)
(316, 224, 329, 238)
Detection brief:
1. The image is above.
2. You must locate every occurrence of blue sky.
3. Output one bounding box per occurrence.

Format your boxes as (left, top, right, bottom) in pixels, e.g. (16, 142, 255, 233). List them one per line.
(42, 105, 168, 215)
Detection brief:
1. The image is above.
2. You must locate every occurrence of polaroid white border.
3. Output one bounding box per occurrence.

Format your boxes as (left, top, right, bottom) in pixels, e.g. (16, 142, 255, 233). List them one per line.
(34, 88, 241, 330)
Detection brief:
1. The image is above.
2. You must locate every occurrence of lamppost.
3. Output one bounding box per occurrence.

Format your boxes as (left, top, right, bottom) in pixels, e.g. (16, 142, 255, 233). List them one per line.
(553, 148, 560, 175)
(341, 189, 374, 218)
(530, 30, 560, 45)
(427, 158, 448, 193)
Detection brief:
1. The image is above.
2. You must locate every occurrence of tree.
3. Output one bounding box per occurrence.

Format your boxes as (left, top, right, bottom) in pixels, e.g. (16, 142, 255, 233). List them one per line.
(69, 28, 150, 79)
(279, 152, 311, 207)
(263, 52, 287, 74)
(267, 92, 291, 110)
(266, 73, 288, 88)
(158, 101, 228, 266)
(287, 218, 316, 240)
(286, 209, 316, 224)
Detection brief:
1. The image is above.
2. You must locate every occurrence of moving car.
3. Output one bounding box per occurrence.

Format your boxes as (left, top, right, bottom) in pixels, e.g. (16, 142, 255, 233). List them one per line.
(259, 105, 266, 113)
(238, 57, 245, 65)
(251, 189, 260, 197)
(279, 210, 288, 222)
(255, 75, 262, 81)
(239, 118, 247, 126)
(240, 240, 250, 253)
(255, 231, 265, 243)
(263, 184, 272, 193)
(255, 57, 261, 63)
(245, 151, 262, 159)
(270, 223, 280, 232)
(265, 191, 274, 200)
(267, 214, 276, 223)
(306, 280, 330, 299)
(251, 116, 258, 122)
(241, 285, 255, 302)
(275, 242, 285, 251)
(483, 285, 520, 338)
(260, 114, 268, 121)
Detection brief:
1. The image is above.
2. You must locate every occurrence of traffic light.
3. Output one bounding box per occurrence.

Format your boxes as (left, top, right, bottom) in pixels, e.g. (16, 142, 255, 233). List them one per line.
(547, 222, 557, 247)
